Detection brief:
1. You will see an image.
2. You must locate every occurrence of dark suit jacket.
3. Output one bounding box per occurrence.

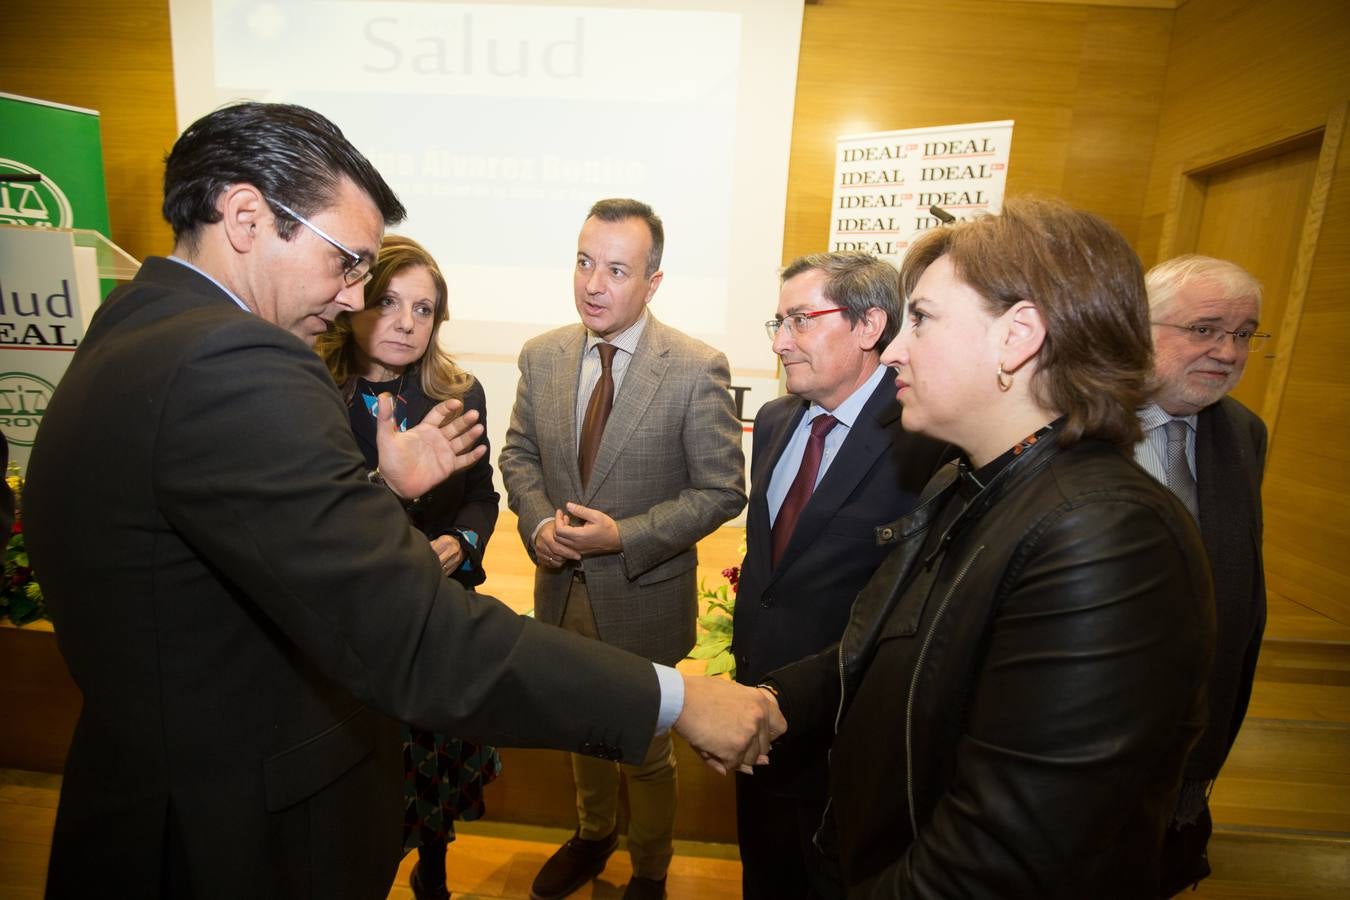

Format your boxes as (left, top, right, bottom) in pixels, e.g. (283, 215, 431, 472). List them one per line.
(499, 316, 746, 665)
(733, 376, 949, 693)
(1189, 395, 1267, 780)
(24, 258, 660, 900)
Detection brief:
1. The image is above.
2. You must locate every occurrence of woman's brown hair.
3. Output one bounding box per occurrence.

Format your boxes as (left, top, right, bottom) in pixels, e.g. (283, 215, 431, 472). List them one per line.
(900, 197, 1151, 447)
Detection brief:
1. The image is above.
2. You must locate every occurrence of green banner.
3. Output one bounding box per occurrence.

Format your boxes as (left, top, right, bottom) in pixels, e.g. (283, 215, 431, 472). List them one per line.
(0, 93, 111, 237)
(0, 94, 113, 470)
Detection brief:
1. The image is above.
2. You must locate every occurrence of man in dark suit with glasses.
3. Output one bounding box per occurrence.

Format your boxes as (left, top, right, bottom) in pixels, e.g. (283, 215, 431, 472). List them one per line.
(733, 252, 950, 900)
(1136, 254, 1269, 897)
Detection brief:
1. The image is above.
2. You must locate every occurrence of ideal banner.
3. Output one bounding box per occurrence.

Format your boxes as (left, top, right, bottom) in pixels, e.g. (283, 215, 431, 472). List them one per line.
(0, 93, 113, 469)
(827, 119, 1013, 261)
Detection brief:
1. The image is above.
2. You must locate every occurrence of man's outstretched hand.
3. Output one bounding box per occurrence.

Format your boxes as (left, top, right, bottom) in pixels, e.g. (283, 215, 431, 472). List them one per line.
(374, 395, 485, 499)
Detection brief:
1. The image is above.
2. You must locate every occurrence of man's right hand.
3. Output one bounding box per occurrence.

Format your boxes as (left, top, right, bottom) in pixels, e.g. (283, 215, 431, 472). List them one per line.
(533, 516, 582, 569)
(674, 674, 786, 775)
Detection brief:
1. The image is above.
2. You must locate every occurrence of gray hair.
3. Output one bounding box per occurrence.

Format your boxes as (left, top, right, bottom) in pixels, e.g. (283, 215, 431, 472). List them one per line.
(1146, 254, 1262, 320)
(780, 252, 902, 346)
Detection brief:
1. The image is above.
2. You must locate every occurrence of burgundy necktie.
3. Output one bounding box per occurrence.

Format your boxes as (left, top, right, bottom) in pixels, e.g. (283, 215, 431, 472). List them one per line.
(771, 414, 838, 566)
(578, 343, 618, 488)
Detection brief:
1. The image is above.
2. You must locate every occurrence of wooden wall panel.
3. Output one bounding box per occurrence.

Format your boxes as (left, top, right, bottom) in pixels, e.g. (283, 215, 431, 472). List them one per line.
(1260, 131, 1350, 625)
(1140, 0, 1350, 625)
(0, 0, 178, 264)
(784, 0, 1173, 261)
(1140, 0, 1350, 267)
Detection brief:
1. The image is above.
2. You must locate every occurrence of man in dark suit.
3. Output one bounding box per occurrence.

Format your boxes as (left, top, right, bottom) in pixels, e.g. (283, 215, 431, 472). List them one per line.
(22, 103, 775, 900)
(1135, 254, 1268, 897)
(500, 199, 746, 900)
(732, 252, 950, 900)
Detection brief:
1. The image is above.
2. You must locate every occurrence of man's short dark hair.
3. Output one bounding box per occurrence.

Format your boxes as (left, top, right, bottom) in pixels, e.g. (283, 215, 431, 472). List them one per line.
(587, 198, 664, 276)
(780, 252, 902, 347)
(163, 102, 405, 249)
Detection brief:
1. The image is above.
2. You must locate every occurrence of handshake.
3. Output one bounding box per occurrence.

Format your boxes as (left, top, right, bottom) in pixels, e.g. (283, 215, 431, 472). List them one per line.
(673, 673, 787, 774)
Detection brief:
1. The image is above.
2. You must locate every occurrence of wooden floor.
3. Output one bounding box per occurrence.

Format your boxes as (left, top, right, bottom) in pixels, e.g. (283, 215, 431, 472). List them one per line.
(0, 770, 743, 900)
(4, 765, 1347, 900)
(3, 516, 1348, 897)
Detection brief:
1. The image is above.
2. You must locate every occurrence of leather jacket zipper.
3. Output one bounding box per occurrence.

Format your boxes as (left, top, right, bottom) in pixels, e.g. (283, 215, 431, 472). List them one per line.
(905, 544, 983, 834)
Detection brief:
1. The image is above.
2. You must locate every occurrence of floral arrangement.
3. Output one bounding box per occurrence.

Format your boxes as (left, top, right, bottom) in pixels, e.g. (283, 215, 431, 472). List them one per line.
(1, 463, 45, 626)
(688, 563, 739, 678)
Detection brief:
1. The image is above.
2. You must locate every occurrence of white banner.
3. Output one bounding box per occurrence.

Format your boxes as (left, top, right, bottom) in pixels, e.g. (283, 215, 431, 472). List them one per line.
(0, 226, 86, 469)
(827, 119, 1014, 261)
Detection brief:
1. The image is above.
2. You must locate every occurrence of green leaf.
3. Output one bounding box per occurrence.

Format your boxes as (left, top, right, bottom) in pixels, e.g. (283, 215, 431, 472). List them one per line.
(687, 638, 731, 659)
(705, 598, 735, 617)
(6, 592, 38, 625)
(698, 616, 733, 637)
(704, 653, 736, 677)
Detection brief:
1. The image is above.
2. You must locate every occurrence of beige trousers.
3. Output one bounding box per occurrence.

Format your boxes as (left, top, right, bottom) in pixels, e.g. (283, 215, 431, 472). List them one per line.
(561, 577, 678, 880)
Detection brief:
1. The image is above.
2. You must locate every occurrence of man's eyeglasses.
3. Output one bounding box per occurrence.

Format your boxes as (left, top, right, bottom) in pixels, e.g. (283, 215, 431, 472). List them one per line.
(1152, 321, 1271, 352)
(268, 198, 372, 287)
(765, 307, 847, 340)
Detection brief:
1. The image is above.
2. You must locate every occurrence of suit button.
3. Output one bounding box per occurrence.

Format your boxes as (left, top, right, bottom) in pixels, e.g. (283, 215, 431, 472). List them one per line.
(878, 526, 895, 542)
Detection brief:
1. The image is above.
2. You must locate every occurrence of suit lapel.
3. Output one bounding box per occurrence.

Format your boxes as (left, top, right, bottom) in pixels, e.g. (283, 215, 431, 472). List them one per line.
(769, 378, 898, 586)
(1196, 400, 1261, 602)
(747, 399, 808, 578)
(550, 326, 588, 500)
(580, 317, 669, 502)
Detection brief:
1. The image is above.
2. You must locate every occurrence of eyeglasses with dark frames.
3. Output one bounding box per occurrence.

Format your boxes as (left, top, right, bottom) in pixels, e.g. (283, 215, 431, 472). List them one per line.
(268, 198, 373, 288)
(1152, 321, 1271, 352)
(765, 307, 848, 340)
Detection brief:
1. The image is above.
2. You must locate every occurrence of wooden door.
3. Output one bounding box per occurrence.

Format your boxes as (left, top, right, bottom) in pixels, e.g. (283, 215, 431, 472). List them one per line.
(1173, 137, 1320, 424)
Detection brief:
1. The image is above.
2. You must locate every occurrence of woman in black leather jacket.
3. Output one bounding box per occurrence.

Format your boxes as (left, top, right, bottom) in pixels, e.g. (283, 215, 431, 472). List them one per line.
(762, 198, 1215, 898)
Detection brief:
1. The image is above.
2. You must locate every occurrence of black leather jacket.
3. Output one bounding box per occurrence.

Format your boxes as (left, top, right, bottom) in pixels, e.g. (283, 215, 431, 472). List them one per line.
(769, 429, 1215, 898)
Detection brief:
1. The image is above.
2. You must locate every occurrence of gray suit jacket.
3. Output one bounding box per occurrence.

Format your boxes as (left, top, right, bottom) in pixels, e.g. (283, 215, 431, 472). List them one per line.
(500, 314, 746, 665)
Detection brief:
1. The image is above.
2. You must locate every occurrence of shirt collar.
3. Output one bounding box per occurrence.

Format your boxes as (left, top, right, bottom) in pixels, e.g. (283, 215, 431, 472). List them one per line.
(586, 310, 648, 357)
(1139, 401, 1198, 433)
(167, 256, 252, 313)
(804, 363, 889, 430)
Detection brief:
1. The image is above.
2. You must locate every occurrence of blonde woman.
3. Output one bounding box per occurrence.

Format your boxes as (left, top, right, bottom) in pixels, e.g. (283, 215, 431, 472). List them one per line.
(317, 235, 500, 900)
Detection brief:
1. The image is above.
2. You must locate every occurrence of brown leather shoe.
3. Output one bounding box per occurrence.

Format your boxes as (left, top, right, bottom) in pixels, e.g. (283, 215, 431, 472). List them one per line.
(622, 875, 666, 900)
(529, 828, 619, 900)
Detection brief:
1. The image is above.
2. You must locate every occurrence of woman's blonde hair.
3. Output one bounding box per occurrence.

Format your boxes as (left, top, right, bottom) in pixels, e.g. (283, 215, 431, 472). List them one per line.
(316, 234, 472, 402)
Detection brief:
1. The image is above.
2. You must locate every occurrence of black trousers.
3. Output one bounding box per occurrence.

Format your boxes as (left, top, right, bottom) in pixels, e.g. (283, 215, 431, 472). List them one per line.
(735, 770, 843, 900)
(1158, 804, 1214, 897)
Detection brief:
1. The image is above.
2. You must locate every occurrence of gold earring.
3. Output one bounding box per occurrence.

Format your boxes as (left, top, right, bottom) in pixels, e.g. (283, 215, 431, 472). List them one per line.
(996, 363, 1013, 392)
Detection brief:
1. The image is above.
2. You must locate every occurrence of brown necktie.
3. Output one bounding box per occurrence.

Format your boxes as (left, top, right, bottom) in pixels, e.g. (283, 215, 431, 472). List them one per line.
(578, 342, 618, 488)
(771, 414, 839, 566)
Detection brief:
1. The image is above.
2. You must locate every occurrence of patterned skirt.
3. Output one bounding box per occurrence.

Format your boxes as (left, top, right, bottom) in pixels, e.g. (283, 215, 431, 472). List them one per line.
(401, 725, 503, 851)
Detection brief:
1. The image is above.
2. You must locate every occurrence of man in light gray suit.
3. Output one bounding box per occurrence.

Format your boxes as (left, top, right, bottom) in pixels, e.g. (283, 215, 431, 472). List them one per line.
(501, 198, 746, 900)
